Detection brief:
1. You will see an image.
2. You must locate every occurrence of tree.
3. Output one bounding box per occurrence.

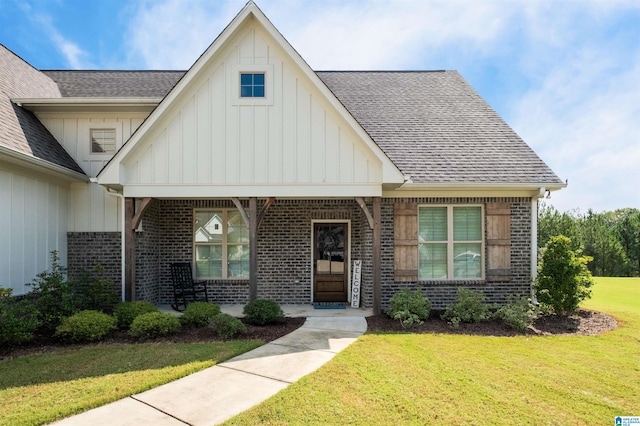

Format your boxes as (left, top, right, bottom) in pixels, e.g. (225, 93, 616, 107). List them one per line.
(534, 235, 595, 315)
(537, 201, 579, 251)
(578, 210, 628, 276)
(616, 209, 640, 276)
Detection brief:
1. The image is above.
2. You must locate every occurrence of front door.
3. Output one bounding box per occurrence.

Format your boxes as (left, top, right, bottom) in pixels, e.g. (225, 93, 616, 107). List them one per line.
(313, 222, 348, 302)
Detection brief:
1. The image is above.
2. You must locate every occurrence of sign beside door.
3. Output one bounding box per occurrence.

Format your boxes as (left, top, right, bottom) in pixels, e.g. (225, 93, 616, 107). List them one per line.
(351, 260, 361, 308)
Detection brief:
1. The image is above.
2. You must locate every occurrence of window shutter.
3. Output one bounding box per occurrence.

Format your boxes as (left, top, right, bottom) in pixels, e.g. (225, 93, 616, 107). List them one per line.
(394, 203, 418, 281)
(486, 202, 511, 281)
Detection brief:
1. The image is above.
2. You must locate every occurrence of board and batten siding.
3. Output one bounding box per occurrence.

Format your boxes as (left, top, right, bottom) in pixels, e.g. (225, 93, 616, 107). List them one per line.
(122, 25, 383, 196)
(38, 113, 146, 232)
(0, 164, 69, 296)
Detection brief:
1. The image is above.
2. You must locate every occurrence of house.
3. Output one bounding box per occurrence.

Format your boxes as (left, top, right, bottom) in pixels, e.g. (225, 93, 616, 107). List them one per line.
(0, 1, 565, 314)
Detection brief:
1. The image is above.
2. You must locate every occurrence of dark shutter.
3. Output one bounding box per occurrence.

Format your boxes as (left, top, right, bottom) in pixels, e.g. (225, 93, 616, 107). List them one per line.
(394, 203, 418, 281)
(486, 202, 511, 281)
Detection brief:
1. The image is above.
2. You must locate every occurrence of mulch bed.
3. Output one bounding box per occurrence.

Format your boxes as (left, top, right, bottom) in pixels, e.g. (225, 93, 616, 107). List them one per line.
(366, 309, 618, 337)
(2, 310, 618, 360)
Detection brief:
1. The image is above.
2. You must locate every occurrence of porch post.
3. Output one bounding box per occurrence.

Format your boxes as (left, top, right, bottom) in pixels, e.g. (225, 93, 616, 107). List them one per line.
(249, 197, 258, 300)
(373, 197, 382, 315)
(124, 197, 135, 302)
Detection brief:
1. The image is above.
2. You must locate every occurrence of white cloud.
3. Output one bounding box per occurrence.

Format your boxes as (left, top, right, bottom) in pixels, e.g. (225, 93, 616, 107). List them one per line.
(32, 13, 95, 69)
(124, 0, 243, 69)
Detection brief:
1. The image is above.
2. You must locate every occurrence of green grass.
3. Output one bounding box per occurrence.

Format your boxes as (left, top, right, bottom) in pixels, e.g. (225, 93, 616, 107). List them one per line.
(225, 277, 640, 425)
(0, 340, 262, 426)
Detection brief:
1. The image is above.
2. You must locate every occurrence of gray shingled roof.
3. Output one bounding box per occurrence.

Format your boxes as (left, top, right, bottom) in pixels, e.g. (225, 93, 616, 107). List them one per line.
(317, 71, 563, 185)
(7, 63, 562, 185)
(43, 70, 184, 98)
(0, 45, 84, 175)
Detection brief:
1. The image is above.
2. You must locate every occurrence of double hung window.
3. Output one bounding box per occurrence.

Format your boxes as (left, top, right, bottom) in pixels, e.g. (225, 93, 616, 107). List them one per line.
(194, 209, 249, 279)
(418, 205, 483, 279)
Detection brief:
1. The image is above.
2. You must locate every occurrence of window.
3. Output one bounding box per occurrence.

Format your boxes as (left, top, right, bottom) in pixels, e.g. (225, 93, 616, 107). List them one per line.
(240, 73, 265, 97)
(90, 129, 116, 154)
(194, 209, 249, 279)
(418, 205, 483, 279)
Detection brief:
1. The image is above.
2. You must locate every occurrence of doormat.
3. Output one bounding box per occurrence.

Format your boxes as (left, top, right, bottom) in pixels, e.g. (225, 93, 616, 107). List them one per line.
(313, 303, 347, 310)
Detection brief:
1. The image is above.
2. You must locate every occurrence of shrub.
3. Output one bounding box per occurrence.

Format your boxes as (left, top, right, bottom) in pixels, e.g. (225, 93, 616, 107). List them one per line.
(180, 302, 221, 327)
(129, 312, 181, 339)
(26, 251, 77, 331)
(71, 265, 119, 313)
(209, 313, 247, 339)
(442, 288, 491, 327)
(386, 288, 431, 328)
(534, 235, 595, 315)
(55, 310, 117, 343)
(113, 301, 159, 329)
(493, 295, 539, 333)
(0, 289, 39, 345)
(243, 299, 285, 325)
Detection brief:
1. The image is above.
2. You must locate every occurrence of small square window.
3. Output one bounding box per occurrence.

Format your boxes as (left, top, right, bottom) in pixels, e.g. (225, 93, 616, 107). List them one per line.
(90, 129, 116, 154)
(240, 73, 265, 98)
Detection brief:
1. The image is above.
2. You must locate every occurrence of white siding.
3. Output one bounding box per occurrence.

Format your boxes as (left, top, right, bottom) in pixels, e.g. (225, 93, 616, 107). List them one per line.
(0, 164, 69, 296)
(38, 113, 146, 232)
(121, 24, 384, 194)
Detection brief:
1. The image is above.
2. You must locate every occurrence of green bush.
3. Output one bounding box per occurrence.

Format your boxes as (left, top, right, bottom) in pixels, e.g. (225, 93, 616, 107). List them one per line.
(26, 251, 77, 331)
(386, 288, 431, 328)
(55, 310, 117, 343)
(493, 295, 539, 333)
(534, 235, 595, 315)
(209, 313, 247, 339)
(129, 312, 181, 339)
(0, 289, 39, 345)
(442, 288, 491, 327)
(113, 301, 158, 329)
(71, 265, 119, 313)
(180, 302, 221, 327)
(243, 299, 285, 325)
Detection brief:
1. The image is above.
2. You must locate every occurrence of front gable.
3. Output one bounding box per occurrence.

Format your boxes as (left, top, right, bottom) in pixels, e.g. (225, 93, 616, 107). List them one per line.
(99, 2, 403, 198)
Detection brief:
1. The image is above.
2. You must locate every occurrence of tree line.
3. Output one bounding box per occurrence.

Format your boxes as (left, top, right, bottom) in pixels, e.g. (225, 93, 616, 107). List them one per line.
(538, 202, 640, 277)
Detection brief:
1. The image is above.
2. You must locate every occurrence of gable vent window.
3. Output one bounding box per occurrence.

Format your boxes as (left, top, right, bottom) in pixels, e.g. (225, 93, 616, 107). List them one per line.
(90, 129, 116, 154)
(240, 73, 265, 98)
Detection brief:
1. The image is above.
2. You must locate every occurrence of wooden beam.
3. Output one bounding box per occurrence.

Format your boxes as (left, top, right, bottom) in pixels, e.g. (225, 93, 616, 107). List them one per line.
(132, 197, 153, 230)
(257, 197, 275, 228)
(231, 197, 250, 227)
(249, 197, 258, 300)
(355, 197, 374, 229)
(372, 197, 382, 315)
(124, 197, 135, 302)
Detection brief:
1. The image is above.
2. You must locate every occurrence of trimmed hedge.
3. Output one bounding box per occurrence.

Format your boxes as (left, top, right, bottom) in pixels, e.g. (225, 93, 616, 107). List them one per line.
(243, 299, 285, 325)
(55, 310, 117, 343)
(129, 312, 181, 339)
(114, 301, 158, 329)
(180, 302, 221, 327)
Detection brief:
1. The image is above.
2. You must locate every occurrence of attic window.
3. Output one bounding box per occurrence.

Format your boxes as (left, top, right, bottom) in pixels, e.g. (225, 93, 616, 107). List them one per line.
(90, 129, 116, 154)
(240, 73, 265, 97)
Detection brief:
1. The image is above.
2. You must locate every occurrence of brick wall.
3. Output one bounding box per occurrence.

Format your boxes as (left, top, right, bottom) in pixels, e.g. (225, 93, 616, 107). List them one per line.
(67, 196, 532, 310)
(67, 232, 122, 299)
(380, 197, 533, 309)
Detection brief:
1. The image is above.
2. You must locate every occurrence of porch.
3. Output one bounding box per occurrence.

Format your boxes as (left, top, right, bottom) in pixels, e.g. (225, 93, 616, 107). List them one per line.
(160, 304, 374, 318)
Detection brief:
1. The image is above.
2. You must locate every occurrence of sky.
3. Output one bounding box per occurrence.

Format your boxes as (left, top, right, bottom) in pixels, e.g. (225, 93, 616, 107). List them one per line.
(1, 0, 638, 214)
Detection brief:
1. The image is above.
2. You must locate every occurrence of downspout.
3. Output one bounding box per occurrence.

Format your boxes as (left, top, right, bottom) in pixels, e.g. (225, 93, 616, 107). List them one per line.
(92, 179, 126, 302)
(530, 187, 545, 304)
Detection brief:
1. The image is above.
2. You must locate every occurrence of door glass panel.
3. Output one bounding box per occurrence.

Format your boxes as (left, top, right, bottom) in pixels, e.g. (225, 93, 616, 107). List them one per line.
(316, 224, 345, 274)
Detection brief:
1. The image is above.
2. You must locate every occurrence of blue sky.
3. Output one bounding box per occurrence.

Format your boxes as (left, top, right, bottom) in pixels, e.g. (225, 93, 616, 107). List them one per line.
(1, 0, 639, 214)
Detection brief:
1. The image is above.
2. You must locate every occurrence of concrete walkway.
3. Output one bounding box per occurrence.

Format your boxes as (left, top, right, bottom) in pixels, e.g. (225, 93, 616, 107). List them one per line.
(50, 311, 368, 426)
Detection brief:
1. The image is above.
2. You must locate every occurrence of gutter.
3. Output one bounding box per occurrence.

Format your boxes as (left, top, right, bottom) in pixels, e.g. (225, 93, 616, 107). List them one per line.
(94, 178, 126, 302)
(530, 187, 550, 303)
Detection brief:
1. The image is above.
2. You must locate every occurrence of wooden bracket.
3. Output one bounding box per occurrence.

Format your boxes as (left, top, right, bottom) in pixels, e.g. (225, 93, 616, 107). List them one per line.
(355, 197, 374, 229)
(232, 197, 275, 229)
(131, 197, 153, 230)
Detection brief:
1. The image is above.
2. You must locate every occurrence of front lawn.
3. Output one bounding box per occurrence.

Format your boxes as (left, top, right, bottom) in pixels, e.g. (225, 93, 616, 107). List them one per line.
(225, 277, 640, 425)
(0, 340, 261, 426)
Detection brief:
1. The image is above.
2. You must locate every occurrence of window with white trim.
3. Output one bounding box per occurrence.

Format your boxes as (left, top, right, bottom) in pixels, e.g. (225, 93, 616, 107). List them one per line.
(90, 128, 116, 154)
(194, 209, 249, 279)
(418, 205, 483, 279)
